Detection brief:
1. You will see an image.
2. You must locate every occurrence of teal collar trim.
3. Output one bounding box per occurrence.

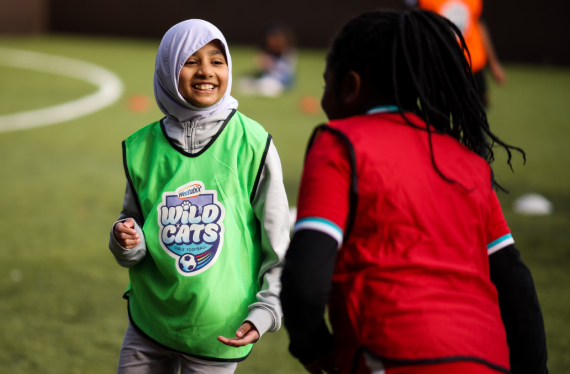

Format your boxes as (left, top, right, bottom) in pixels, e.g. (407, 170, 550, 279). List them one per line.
(367, 105, 399, 114)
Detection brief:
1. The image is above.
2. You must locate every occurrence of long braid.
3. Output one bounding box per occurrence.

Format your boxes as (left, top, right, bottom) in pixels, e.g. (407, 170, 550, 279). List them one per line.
(327, 10, 525, 189)
(395, 13, 465, 188)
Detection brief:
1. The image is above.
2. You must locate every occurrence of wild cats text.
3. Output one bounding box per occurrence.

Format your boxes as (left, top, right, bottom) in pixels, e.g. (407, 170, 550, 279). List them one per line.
(160, 203, 221, 245)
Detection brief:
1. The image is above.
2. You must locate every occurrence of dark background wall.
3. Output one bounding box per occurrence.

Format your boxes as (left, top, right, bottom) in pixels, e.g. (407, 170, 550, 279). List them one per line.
(483, 1, 567, 65)
(3, 0, 570, 65)
(0, 0, 48, 34)
(48, 0, 401, 47)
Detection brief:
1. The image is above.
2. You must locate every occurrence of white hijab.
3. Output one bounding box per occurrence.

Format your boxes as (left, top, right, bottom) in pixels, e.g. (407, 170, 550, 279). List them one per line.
(154, 19, 238, 122)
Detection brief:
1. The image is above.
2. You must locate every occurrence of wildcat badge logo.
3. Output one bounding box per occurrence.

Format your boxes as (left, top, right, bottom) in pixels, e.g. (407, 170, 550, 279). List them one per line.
(157, 181, 225, 276)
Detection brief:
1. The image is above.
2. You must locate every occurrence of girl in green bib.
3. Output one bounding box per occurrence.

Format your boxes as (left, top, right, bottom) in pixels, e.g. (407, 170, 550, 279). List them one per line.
(108, 19, 290, 374)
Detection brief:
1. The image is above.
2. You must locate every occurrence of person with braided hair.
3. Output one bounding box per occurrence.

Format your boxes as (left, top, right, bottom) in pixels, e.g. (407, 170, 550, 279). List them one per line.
(280, 9, 548, 374)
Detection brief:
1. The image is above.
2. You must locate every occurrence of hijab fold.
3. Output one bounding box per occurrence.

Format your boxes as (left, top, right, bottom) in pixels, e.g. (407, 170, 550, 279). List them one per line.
(154, 19, 238, 122)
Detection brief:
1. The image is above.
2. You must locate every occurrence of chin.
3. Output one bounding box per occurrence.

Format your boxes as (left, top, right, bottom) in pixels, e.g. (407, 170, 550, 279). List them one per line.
(191, 100, 216, 108)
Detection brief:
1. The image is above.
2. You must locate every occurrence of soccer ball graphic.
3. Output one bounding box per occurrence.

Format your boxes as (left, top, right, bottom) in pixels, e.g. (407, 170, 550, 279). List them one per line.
(179, 254, 197, 272)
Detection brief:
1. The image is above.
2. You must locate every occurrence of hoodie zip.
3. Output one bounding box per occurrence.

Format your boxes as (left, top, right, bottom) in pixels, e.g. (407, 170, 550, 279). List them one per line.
(185, 120, 199, 153)
(170, 110, 232, 155)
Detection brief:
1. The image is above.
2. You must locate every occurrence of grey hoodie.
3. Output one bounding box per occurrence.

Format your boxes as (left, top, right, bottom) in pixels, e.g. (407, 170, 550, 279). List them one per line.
(109, 109, 290, 338)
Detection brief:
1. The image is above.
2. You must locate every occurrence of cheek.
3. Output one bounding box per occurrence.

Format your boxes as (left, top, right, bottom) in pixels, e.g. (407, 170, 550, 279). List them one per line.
(178, 70, 191, 90)
(321, 87, 334, 114)
(218, 70, 230, 94)
(321, 86, 345, 120)
(220, 70, 229, 86)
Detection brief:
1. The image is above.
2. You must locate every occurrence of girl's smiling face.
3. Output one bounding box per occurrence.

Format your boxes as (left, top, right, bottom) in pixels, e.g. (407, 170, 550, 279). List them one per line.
(178, 40, 229, 108)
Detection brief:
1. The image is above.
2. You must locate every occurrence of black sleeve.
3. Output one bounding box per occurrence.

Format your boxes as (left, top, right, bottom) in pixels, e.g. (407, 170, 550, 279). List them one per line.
(489, 244, 549, 374)
(280, 229, 338, 365)
(403, 0, 418, 9)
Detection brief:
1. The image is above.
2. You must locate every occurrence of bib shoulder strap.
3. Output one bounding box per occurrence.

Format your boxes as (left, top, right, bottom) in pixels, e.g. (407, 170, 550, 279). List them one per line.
(250, 133, 273, 204)
(304, 124, 358, 242)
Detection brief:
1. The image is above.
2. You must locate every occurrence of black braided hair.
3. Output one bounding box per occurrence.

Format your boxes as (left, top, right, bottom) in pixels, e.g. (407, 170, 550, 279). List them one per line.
(327, 9, 524, 190)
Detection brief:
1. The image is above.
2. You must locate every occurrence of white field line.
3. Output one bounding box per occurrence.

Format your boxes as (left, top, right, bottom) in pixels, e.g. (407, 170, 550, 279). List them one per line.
(0, 48, 124, 133)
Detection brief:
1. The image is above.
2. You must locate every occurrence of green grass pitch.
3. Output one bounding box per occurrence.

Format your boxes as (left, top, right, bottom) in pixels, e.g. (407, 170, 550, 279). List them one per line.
(0, 35, 568, 373)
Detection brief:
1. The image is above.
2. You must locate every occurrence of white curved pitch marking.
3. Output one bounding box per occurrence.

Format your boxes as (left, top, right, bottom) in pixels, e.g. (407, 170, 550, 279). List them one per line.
(0, 48, 124, 133)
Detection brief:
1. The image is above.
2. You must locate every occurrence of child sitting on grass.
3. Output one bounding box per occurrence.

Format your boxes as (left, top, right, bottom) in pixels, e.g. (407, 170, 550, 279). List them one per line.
(239, 23, 297, 97)
(108, 19, 290, 374)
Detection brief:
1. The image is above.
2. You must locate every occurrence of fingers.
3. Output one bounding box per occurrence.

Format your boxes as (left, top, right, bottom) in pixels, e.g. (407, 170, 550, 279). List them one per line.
(217, 323, 260, 347)
(236, 322, 252, 338)
(122, 238, 141, 249)
(113, 220, 140, 248)
(123, 218, 136, 228)
(217, 335, 232, 345)
(117, 231, 140, 241)
(218, 334, 255, 347)
(115, 221, 138, 236)
(216, 331, 258, 347)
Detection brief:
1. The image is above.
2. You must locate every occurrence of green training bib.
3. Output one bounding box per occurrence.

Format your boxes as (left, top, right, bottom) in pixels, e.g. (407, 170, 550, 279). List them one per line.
(122, 110, 271, 361)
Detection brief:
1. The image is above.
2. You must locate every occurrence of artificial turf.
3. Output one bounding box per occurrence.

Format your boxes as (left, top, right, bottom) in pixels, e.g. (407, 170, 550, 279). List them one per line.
(0, 35, 568, 373)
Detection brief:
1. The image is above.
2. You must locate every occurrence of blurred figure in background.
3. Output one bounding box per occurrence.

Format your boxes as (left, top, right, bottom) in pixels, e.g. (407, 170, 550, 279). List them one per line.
(239, 23, 297, 97)
(405, 0, 506, 105)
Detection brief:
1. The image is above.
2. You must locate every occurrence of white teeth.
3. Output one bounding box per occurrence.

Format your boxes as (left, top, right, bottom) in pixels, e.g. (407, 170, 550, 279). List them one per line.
(195, 84, 214, 90)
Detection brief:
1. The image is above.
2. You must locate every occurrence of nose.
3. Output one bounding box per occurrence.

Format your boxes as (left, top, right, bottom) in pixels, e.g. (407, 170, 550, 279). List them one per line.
(197, 63, 213, 78)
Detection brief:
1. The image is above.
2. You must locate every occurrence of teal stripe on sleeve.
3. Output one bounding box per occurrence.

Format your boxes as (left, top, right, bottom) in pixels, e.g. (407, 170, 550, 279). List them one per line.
(295, 217, 343, 236)
(487, 233, 513, 249)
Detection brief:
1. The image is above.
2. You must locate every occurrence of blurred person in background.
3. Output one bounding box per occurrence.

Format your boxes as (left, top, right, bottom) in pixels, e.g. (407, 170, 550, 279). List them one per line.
(239, 23, 297, 97)
(405, 0, 506, 106)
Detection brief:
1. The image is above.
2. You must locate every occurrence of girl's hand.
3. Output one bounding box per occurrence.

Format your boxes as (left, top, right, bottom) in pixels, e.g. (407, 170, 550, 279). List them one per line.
(490, 61, 507, 85)
(113, 218, 140, 249)
(217, 322, 259, 347)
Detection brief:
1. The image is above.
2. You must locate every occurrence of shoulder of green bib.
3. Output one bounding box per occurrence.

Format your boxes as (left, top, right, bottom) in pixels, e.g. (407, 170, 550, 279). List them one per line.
(233, 111, 269, 137)
(124, 118, 164, 145)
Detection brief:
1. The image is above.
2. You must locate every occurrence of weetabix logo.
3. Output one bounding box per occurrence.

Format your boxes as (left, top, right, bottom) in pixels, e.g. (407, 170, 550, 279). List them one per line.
(178, 183, 202, 199)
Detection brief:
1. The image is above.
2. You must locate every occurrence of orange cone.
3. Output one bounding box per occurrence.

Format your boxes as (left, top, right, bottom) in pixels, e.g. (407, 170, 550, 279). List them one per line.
(299, 96, 320, 114)
(128, 94, 152, 113)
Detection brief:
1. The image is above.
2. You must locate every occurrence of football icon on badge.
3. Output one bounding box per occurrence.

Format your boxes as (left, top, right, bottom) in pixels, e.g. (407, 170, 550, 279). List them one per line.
(180, 254, 197, 272)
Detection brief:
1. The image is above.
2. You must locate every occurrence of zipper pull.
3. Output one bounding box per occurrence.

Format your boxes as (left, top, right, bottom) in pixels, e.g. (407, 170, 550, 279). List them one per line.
(185, 121, 191, 152)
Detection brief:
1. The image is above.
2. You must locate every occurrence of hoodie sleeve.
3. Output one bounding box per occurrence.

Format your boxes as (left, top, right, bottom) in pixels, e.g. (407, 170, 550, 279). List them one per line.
(244, 140, 290, 337)
(108, 182, 147, 268)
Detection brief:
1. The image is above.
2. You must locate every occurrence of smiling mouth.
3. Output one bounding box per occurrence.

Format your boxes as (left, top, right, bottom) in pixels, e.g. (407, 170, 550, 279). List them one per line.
(193, 84, 216, 91)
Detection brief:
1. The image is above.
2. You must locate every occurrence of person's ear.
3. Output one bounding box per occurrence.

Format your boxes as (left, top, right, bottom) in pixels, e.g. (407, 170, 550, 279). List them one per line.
(342, 70, 362, 105)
